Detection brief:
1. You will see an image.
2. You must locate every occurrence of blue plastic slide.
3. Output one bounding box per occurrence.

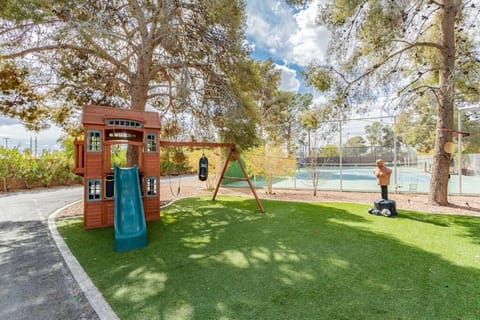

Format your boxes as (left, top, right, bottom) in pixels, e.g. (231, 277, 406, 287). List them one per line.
(114, 165, 147, 252)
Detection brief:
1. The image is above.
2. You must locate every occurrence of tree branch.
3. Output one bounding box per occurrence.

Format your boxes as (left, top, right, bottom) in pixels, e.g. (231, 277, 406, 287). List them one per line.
(128, 0, 148, 40)
(429, 0, 444, 7)
(392, 40, 443, 50)
(1, 44, 132, 79)
(344, 41, 443, 93)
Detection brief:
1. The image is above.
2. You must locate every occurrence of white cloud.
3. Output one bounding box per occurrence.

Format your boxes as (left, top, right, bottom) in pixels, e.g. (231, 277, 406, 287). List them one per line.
(0, 117, 64, 151)
(289, 2, 330, 65)
(245, 1, 297, 54)
(274, 64, 300, 92)
(246, 0, 330, 67)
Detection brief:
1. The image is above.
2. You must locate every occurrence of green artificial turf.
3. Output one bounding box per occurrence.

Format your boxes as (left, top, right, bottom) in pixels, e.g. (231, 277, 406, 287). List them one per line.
(57, 196, 480, 320)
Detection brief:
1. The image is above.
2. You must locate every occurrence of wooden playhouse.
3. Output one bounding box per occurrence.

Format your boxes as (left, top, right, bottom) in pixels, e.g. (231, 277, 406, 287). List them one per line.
(73, 105, 161, 229)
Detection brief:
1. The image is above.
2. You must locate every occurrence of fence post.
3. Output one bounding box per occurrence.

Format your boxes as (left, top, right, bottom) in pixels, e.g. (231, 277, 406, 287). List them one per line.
(339, 119, 343, 192)
(458, 108, 462, 194)
(394, 116, 398, 193)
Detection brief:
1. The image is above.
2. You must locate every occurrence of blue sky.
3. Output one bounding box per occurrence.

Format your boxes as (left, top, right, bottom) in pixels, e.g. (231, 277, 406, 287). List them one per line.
(245, 0, 329, 93)
(0, 0, 329, 151)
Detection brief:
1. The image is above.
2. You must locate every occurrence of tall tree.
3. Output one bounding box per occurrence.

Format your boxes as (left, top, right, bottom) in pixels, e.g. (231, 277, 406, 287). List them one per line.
(1, 0, 258, 150)
(261, 91, 313, 155)
(344, 136, 367, 148)
(397, 98, 437, 154)
(344, 135, 368, 158)
(287, 0, 480, 205)
(365, 121, 395, 150)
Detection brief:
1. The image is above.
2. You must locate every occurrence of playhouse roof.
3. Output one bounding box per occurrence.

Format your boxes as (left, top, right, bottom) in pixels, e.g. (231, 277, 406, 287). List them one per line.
(82, 105, 161, 129)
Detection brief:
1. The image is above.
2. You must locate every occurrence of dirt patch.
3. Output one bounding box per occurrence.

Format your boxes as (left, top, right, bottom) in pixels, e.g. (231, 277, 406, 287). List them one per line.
(57, 178, 480, 218)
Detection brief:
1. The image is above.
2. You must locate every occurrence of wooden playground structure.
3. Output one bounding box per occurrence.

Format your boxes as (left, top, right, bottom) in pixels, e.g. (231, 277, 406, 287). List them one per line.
(73, 105, 264, 229)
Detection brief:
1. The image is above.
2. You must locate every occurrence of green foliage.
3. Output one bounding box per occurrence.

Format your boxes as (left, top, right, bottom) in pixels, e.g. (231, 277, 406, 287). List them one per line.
(397, 101, 436, 154)
(344, 136, 368, 157)
(344, 135, 367, 148)
(304, 66, 334, 92)
(160, 151, 177, 175)
(18, 158, 42, 189)
(319, 144, 340, 157)
(37, 151, 66, 187)
(0, 145, 80, 191)
(260, 91, 313, 154)
(110, 145, 127, 168)
(160, 149, 189, 175)
(356, 2, 402, 56)
(244, 145, 296, 194)
(224, 59, 281, 149)
(287, 0, 479, 125)
(461, 113, 480, 153)
(1, 0, 257, 146)
(365, 121, 396, 149)
(0, 147, 23, 191)
(300, 110, 319, 129)
(0, 0, 53, 22)
(0, 62, 49, 131)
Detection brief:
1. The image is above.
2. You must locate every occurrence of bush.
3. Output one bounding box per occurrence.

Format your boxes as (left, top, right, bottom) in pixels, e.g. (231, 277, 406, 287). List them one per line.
(0, 146, 81, 192)
(0, 147, 23, 191)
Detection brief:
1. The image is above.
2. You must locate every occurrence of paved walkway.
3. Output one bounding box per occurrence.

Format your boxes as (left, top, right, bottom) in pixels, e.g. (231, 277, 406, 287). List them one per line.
(0, 187, 100, 320)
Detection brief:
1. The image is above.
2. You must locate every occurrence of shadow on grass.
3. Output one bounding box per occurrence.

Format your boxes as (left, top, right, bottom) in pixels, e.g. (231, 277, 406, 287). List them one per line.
(396, 210, 452, 227)
(397, 209, 480, 245)
(58, 196, 480, 320)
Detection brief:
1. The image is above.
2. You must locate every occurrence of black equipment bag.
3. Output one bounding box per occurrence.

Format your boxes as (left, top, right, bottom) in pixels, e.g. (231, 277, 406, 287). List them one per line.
(369, 199, 397, 217)
(198, 155, 208, 181)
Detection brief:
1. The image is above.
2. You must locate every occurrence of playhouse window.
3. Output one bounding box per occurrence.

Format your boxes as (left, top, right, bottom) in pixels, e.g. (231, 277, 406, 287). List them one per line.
(87, 179, 102, 201)
(146, 133, 158, 152)
(107, 119, 142, 128)
(87, 130, 102, 152)
(146, 176, 158, 196)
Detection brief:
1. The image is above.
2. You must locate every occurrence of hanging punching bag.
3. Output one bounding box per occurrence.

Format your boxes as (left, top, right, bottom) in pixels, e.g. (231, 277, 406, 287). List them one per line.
(198, 154, 208, 181)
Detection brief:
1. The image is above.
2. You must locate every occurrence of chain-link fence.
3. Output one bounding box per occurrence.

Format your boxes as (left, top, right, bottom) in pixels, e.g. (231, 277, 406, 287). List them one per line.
(224, 115, 480, 195)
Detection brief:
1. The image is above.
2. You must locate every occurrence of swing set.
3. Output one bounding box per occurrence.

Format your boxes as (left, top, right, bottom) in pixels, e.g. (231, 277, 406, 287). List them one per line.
(73, 105, 264, 230)
(159, 141, 265, 213)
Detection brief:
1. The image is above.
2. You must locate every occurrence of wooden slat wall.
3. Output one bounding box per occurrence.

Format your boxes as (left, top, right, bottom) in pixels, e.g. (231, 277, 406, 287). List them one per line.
(144, 198, 160, 221)
(84, 201, 102, 229)
(104, 201, 114, 225)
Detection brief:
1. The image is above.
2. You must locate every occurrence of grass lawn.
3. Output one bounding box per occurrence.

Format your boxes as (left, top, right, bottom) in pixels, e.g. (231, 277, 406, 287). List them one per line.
(57, 196, 480, 320)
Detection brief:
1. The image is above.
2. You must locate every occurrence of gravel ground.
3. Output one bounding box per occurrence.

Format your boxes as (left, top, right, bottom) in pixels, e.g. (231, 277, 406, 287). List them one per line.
(58, 178, 480, 218)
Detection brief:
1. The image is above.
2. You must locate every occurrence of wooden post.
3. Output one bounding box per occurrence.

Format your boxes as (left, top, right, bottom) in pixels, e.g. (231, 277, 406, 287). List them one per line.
(232, 149, 265, 213)
(213, 146, 265, 213)
(212, 147, 234, 201)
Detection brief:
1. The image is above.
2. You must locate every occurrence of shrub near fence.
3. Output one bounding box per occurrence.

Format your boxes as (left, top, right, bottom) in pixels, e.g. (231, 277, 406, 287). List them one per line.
(0, 146, 81, 192)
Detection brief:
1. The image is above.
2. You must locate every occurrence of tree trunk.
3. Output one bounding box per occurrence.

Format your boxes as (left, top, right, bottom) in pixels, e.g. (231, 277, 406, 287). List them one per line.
(126, 146, 140, 168)
(127, 54, 151, 167)
(267, 173, 273, 194)
(307, 129, 311, 157)
(430, 0, 458, 205)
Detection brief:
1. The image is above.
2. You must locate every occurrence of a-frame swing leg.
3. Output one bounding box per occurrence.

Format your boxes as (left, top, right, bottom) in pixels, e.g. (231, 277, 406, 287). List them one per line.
(212, 147, 265, 213)
(212, 147, 234, 201)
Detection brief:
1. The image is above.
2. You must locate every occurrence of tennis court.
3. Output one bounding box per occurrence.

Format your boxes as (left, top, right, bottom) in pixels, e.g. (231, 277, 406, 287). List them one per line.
(227, 165, 480, 195)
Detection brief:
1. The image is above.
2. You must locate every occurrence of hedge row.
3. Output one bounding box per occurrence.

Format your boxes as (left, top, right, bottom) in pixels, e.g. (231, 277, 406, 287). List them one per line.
(0, 146, 81, 192)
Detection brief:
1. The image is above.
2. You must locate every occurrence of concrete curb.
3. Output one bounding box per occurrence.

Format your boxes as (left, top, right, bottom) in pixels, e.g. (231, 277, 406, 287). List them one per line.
(48, 201, 120, 320)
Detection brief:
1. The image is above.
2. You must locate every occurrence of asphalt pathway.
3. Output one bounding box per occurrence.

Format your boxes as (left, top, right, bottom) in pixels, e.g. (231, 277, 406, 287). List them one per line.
(0, 186, 100, 320)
